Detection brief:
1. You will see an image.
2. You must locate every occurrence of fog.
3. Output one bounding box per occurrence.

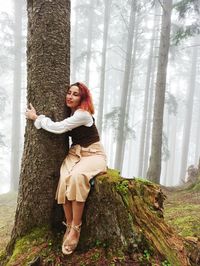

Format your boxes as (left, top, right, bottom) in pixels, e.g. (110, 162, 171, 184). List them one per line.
(0, 0, 200, 193)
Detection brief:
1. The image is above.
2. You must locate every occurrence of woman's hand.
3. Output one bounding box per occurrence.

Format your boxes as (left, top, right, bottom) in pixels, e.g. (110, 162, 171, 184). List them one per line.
(25, 103, 38, 121)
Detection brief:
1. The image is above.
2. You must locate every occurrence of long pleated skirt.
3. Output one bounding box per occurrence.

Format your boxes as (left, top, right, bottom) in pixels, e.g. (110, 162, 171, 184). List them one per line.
(55, 141, 107, 203)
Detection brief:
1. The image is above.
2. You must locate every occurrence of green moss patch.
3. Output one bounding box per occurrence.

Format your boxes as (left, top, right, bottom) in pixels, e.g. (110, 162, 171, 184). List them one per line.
(6, 227, 50, 266)
(164, 187, 200, 238)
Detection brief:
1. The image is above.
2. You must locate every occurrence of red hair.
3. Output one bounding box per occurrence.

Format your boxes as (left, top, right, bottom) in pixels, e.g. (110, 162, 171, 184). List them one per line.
(68, 82, 95, 114)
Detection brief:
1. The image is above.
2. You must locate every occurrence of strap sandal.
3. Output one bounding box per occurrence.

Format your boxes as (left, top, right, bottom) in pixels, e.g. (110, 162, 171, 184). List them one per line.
(62, 223, 82, 255)
(62, 221, 71, 242)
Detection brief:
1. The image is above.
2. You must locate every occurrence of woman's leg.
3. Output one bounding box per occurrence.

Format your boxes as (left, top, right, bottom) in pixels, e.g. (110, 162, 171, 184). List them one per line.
(63, 198, 73, 224)
(72, 200, 85, 225)
(66, 201, 85, 241)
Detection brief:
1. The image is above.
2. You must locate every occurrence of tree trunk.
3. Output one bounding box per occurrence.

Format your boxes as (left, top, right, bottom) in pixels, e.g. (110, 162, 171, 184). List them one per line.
(147, 0, 172, 183)
(114, 0, 136, 170)
(195, 71, 200, 165)
(143, 6, 161, 178)
(97, 0, 111, 136)
(8, 0, 70, 250)
(166, 114, 177, 185)
(81, 171, 189, 266)
(137, 5, 157, 177)
(179, 38, 198, 180)
(10, 0, 24, 191)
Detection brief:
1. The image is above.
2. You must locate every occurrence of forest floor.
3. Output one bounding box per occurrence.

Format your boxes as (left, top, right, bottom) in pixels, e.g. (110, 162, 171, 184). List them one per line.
(162, 182, 200, 238)
(0, 192, 17, 254)
(0, 182, 199, 265)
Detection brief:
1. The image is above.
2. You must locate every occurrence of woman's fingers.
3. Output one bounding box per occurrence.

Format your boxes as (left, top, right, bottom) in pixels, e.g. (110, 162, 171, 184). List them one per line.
(29, 103, 35, 111)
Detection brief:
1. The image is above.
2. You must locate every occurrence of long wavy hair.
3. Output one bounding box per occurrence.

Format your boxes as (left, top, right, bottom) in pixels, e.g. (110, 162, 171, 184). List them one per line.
(67, 82, 95, 114)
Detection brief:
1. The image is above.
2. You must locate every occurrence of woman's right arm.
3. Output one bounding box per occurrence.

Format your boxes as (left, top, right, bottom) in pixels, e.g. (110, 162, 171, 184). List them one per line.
(25, 104, 93, 134)
(34, 111, 92, 134)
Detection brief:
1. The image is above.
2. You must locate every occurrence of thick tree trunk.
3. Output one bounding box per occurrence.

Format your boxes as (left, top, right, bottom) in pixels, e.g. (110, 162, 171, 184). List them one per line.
(9, 0, 70, 249)
(10, 0, 24, 191)
(147, 0, 172, 183)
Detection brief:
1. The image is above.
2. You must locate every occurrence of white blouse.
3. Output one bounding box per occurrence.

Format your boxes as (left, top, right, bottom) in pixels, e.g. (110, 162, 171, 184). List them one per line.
(34, 109, 93, 134)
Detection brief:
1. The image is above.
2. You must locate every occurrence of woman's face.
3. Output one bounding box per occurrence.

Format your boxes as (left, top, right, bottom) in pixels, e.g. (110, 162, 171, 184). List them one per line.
(66, 85, 81, 110)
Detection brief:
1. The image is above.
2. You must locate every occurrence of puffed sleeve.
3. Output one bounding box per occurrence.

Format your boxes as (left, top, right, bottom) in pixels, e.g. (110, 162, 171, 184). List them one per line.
(34, 110, 93, 134)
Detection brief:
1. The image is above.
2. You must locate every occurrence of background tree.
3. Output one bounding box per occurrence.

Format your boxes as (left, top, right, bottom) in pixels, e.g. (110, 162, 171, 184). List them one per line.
(114, 0, 137, 170)
(137, 2, 160, 177)
(147, 0, 173, 183)
(10, 0, 25, 192)
(9, 0, 70, 247)
(97, 0, 112, 135)
(179, 36, 199, 180)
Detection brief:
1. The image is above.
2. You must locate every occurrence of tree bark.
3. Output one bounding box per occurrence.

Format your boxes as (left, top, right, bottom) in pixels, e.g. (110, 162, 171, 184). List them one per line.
(9, 0, 70, 249)
(147, 0, 172, 183)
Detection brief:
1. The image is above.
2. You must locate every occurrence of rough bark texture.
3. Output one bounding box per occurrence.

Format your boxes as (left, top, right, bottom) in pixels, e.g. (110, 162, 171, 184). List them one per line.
(147, 0, 172, 183)
(9, 0, 70, 249)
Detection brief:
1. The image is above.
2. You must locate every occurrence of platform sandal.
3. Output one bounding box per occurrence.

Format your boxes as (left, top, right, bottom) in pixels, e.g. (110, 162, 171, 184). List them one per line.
(62, 223, 82, 255)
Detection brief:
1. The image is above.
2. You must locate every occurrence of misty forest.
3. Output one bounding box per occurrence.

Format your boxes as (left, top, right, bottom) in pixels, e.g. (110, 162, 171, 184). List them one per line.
(0, 0, 200, 265)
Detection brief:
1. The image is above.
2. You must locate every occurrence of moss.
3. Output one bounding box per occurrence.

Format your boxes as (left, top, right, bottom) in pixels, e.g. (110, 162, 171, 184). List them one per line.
(191, 181, 200, 191)
(115, 180, 129, 196)
(165, 204, 200, 237)
(0, 249, 7, 264)
(98, 168, 121, 183)
(6, 226, 49, 266)
(91, 250, 101, 261)
(134, 177, 153, 185)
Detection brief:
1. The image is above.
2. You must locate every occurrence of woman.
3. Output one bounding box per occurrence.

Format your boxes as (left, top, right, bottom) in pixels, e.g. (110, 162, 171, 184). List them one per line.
(25, 82, 107, 255)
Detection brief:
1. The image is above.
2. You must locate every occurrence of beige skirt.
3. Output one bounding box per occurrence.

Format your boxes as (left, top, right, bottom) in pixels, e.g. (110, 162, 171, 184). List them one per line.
(55, 141, 107, 203)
